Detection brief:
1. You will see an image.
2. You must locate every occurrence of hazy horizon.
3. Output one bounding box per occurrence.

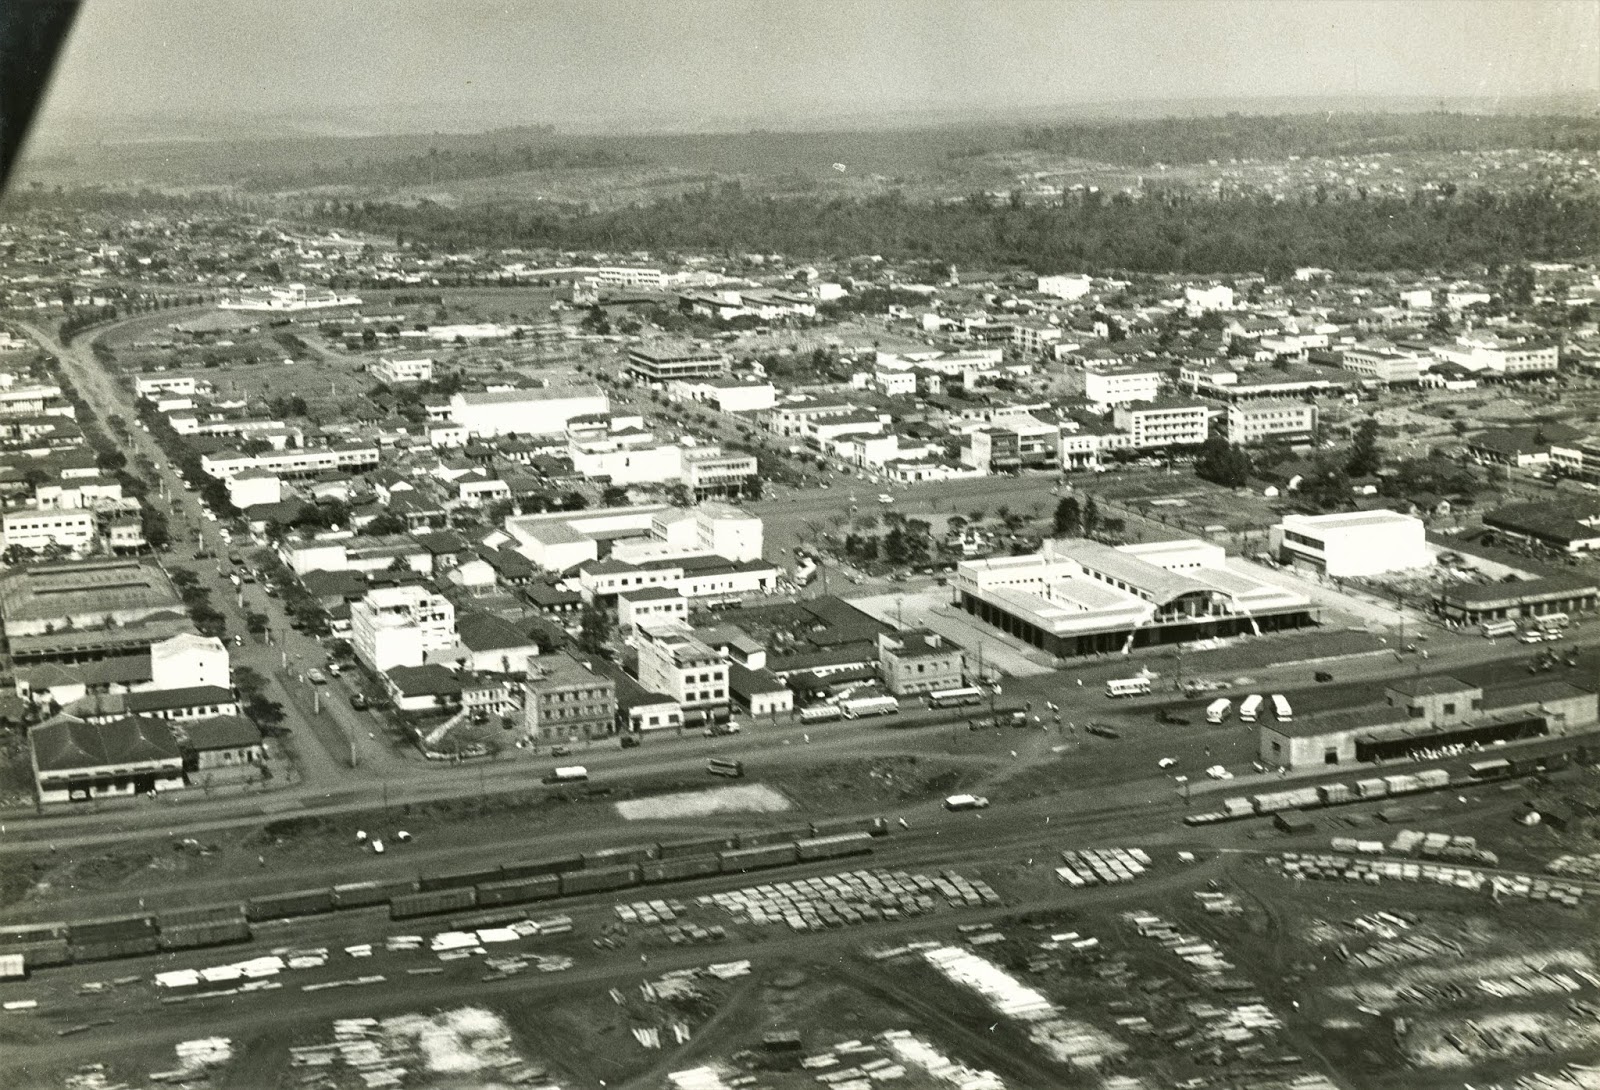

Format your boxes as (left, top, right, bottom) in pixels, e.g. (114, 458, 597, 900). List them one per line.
(22, 0, 1600, 147)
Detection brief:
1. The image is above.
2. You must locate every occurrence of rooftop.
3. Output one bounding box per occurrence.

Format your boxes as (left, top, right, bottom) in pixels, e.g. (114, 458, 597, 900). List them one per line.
(30, 714, 181, 772)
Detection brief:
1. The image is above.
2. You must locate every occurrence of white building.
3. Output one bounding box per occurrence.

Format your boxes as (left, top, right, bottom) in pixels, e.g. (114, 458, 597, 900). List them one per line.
(1400, 288, 1434, 310)
(1184, 284, 1235, 314)
(1074, 366, 1164, 410)
(667, 378, 777, 414)
(448, 386, 610, 438)
(1269, 510, 1428, 577)
(135, 375, 198, 399)
(1342, 345, 1428, 384)
(349, 585, 457, 672)
(372, 356, 434, 384)
(504, 502, 763, 572)
(1010, 323, 1062, 358)
(227, 470, 282, 511)
(635, 623, 729, 718)
(1111, 400, 1211, 449)
(592, 266, 666, 291)
(1431, 335, 1559, 378)
(1036, 274, 1093, 301)
(200, 443, 380, 481)
(1224, 400, 1317, 445)
(150, 632, 230, 691)
(1, 507, 95, 555)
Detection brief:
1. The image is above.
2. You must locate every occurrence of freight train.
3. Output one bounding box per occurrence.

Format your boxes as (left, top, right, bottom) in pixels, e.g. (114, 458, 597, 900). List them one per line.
(0, 816, 890, 973)
(1184, 747, 1585, 826)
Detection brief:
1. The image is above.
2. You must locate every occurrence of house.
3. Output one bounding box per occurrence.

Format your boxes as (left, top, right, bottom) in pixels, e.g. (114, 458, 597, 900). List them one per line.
(175, 716, 266, 775)
(451, 612, 547, 674)
(383, 663, 465, 713)
(729, 661, 794, 718)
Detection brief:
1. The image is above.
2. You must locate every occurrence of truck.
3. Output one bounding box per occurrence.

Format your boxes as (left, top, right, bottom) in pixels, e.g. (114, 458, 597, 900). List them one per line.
(841, 695, 899, 720)
(545, 766, 589, 784)
(944, 794, 990, 811)
(1205, 698, 1232, 724)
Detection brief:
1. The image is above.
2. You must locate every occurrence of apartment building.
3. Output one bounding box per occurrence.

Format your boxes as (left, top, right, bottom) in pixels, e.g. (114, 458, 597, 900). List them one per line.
(635, 623, 730, 725)
(1111, 400, 1210, 450)
(961, 420, 1060, 474)
(1067, 366, 1164, 410)
(1432, 335, 1559, 378)
(1224, 400, 1318, 446)
(1010, 322, 1062, 358)
(521, 651, 617, 741)
(681, 444, 759, 499)
(200, 442, 381, 481)
(349, 584, 457, 672)
(1341, 345, 1428, 384)
(877, 630, 965, 697)
(1, 507, 96, 555)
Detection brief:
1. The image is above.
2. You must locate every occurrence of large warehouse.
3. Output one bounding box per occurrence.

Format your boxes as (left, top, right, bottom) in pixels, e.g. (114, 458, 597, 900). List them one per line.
(1435, 574, 1598, 627)
(1258, 676, 1596, 770)
(952, 538, 1315, 658)
(1269, 510, 1428, 577)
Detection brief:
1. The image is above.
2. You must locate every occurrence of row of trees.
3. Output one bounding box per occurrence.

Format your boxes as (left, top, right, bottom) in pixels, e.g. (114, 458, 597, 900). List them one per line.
(314, 184, 1599, 277)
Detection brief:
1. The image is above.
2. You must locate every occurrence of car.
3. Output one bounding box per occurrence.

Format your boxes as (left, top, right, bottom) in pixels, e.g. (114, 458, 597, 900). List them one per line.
(877, 493, 894, 504)
(356, 830, 367, 842)
(1086, 723, 1120, 739)
(349, 693, 368, 710)
(551, 745, 572, 757)
(1157, 757, 1177, 769)
(326, 662, 342, 677)
(395, 830, 412, 843)
(370, 839, 384, 854)
(620, 734, 640, 749)
(1314, 670, 1334, 683)
(1205, 764, 1234, 780)
(1518, 631, 1545, 644)
(307, 669, 327, 684)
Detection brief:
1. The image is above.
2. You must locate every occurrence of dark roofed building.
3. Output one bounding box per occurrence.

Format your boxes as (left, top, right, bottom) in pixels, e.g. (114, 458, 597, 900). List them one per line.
(29, 714, 185, 804)
(1435, 574, 1598, 626)
(176, 715, 266, 773)
(1483, 500, 1600, 554)
(384, 664, 464, 711)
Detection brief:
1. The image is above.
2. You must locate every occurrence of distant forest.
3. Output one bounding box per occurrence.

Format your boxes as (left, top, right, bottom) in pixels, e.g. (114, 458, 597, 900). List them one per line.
(1013, 112, 1600, 165)
(314, 185, 1600, 276)
(240, 144, 644, 192)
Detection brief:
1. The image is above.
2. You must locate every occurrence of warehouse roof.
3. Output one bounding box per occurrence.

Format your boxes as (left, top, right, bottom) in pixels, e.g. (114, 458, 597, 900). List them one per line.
(30, 714, 181, 772)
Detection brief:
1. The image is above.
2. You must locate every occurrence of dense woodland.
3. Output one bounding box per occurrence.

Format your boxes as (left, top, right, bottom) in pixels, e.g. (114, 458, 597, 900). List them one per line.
(314, 184, 1599, 275)
(1015, 112, 1600, 165)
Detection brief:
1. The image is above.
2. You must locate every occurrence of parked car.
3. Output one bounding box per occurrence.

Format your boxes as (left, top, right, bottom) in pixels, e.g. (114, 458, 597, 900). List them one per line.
(349, 693, 368, 710)
(1086, 723, 1120, 739)
(620, 734, 640, 749)
(551, 745, 572, 757)
(307, 669, 327, 685)
(1314, 670, 1334, 682)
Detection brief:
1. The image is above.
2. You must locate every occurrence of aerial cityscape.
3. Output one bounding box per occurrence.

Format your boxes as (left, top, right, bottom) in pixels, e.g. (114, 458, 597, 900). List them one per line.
(2, 1, 1600, 1088)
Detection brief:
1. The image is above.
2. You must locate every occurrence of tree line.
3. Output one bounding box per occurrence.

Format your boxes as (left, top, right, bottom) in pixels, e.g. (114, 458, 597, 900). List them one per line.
(312, 183, 1598, 276)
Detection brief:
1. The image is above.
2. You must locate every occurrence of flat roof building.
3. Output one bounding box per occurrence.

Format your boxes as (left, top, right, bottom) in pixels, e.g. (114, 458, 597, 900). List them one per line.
(1269, 510, 1428, 577)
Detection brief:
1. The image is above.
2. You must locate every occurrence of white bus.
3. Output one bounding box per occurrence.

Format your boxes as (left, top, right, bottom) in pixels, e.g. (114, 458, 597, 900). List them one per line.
(928, 686, 984, 709)
(1270, 694, 1292, 722)
(1104, 676, 1153, 698)
(1537, 612, 1570, 632)
(1238, 694, 1264, 723)
(800, 704, 843, 723)
(1205, 698, 1232, 724)
(1480, 619, 1518, 639)
(841, 695, 900, 719)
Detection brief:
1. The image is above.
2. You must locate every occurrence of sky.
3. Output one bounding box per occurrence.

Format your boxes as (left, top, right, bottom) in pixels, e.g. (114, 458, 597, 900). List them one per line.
(27, 0, 1600, 141)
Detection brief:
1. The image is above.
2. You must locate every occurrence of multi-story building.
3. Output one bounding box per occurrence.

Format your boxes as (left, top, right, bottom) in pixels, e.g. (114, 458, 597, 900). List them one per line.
(618, 587, 689, 630)
(448, 387, 610, 438)
(1068, 366, 1164, 410)
(372, 356, 434, 384)
(592, 266, 666, 291)
(680, 445, 759, 499)
(521, 651, 617, 741)
(667, 378, 776, 414)
(349, 585, 457, 673)
(961, 420, 1060, 474)
(635, 623, 730, 726)
(1432, 335, 1559, 378)
(200, 442, 381, 481)
(0, 506, 96, 555)
(1223, 400, 1317, 446)
(627, 346, 728, 384)
(1111, 399, 1210, 450)
(1036, 274, 1093, 300)
(1341, 345, 1428, 384)
(1010, 322, 1062, 358)
(135, 375, 198, 399)
(1269, 510, 1428, 577)
(876, 630, 965, 696)
(1184, 284, 1235, 313)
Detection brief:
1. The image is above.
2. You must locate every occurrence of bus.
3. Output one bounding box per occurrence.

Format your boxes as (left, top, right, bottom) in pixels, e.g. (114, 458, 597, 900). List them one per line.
(1270, 694, 1292, 722)
(1480, 619, 1518, 639)
(707, 758, 745, 778)
(1238, 695, 1264, 723)
(928, 686, 984, 709)
(1468, 757, 1511, 780)
(841, 695, 900, 720)
(1537, 613, 1570, 632)
(800, 704, 843, 724)
(1104, 676, 1153, 699)
(545, 766, 588, 784)
(1205, 698, 1232, 724)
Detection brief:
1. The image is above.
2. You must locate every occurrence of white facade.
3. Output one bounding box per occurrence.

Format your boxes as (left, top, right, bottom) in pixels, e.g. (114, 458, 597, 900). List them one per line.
(1082, 368, 1163, 409)
(1036, 274, 1093, 300)
(668, 378, 777, 413)
(1, 507, 95, 554)
(1431, 336, 1559, 378)
(1184, 285, 1235, 313)
(650, 503, 764, 563)
(200, 444, 380, 481)
(1342, 345, 1428, 383)
(1270, 510, 1428, 577)
(150, 633, 230, 691)
(448, 387, 610, 438)
(227, 472, 282, 510)
(635, 624, 729, 710)
(373, 356, 434, 383)
(349, 585, 457, 672)
(1111, 401, 1210, 449)
(135, 375, 197, 398)
(1225, 400, 1317, 445)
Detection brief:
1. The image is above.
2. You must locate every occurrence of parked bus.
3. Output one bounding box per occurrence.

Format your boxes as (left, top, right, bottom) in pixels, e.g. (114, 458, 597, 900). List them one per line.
(1468, 757, 1512, 780)
(1238, 694, 1264, 723)
(1270, 694, 1292, 722)
(943, 794, 990, 811)
(545, 766, 588, 784)
(841, 695, 900, 720)
(1480, 619, 1518, 639)
(1537, 613, 1570, 632)
(799, 704, 843, 724)
(707, 758, 745, 778)
(1205, 698, 1232, 724)
(927, 686, 984, 709)
(1104, 676, 1153, 699)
